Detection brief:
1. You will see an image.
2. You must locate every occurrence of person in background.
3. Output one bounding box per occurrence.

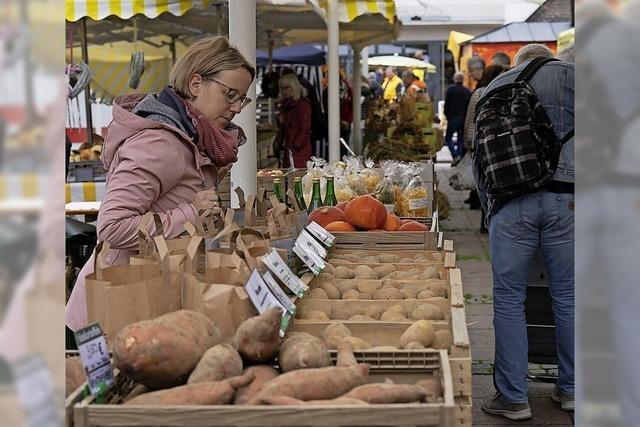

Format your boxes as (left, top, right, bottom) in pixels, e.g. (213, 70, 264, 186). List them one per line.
(381, 66, 403, 103)
(462, 64, 507, 232)
(557, 46, 575, 63)
(412, 50, 427, 82)
(278, 73, 312, 168)
(475, 43, 574, 420)
(65, 36, 255, 331)
(444, 72, 471, 160)
(491, 52, 512, 69)
(467, 56, 486, 89)
(322, 71, 353, 158)
(401, 70, 429, 100)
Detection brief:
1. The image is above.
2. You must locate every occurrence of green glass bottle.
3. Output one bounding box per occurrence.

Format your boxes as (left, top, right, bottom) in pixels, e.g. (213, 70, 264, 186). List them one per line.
(308, 178, 323, 213)
(273, 178, 285, 204)
(293, 176, 307, 211)
(323, 175, 338, 207)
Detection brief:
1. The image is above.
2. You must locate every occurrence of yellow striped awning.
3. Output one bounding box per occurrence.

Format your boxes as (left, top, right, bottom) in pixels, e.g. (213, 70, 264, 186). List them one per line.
(65, 0, 211, 22)
(315, 0, 395, 23)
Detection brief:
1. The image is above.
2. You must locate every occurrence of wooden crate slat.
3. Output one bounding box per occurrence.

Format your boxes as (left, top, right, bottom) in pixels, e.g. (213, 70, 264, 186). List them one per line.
(451, 307, 470, 349)
(443, 240, 454, 252)
(449, 269, 464, 308)
(444, 252, 456, 268)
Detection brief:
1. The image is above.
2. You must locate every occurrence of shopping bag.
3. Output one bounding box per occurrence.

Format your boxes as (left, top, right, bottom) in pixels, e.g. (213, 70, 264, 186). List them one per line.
(449, 153, 477, 191)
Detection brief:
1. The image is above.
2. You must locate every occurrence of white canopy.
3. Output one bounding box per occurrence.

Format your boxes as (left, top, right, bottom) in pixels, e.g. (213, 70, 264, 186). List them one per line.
(368, 55, 436, 73)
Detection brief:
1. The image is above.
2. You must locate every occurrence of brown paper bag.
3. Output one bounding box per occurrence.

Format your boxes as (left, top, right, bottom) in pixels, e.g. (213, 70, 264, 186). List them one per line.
(85, 242, 182, 344)
(138, 212, 191, 259)
(182, 273, 257, 341)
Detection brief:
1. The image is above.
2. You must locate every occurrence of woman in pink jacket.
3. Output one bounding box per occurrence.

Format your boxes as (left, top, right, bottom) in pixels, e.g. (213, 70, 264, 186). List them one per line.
(65, 37, 255, 331)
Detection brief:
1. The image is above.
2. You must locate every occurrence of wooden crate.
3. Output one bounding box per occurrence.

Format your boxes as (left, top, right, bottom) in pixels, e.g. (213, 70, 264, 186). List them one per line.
(72, 351, 457, 427)
(454, 396, 472, 427)
(289, 306, 471, 399)
(329, 251, 456, 270)
(296, 298, 453, 321)
(332, 230, 441, 251)
(256, 169, 288, 198)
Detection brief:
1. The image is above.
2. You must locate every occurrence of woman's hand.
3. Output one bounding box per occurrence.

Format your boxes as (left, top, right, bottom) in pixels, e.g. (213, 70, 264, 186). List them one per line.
(192, 188, 220, 211)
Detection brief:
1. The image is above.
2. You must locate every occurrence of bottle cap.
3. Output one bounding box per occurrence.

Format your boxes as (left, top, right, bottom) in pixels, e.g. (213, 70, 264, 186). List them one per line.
(274, 178, 281, 183)
(294, 176, 302, 182)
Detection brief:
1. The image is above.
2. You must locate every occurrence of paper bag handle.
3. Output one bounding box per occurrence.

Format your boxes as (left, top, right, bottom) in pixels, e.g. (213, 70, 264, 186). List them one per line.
(93, 241, 110, 280)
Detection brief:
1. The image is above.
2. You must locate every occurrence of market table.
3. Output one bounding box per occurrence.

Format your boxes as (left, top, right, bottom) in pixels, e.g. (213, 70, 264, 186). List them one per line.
(65, 201, 101, 216)
(0, 198, 44, 215)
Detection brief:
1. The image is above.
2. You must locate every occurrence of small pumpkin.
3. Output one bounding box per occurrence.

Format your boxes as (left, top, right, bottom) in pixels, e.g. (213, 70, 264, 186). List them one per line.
(324, 221, 356, 232)
(367, 229, 384, 232)
(383, 213, 402, 231)
(398, 221, 429, 231)
(336, 201, 349, 212)
(344, 195, 387, 231)
(308, 207, 346, 227)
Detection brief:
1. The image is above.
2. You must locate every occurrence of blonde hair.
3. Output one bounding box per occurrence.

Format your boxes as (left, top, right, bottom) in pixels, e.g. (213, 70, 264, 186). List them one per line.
(514, 43, 554, 67)
(170, 36, 256, 99)
(278, 73, 307, 101)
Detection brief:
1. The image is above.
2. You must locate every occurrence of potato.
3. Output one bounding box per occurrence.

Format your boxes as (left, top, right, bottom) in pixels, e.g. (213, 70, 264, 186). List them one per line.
(417, 290, 435, 299)
(356, 281, 381, 295)
(344, 383, 428, 403)
(341, 254, 362, 263)
(377, 254, 400, 263)
(341, 336, 371, 350)
(400, 287, 418, 299)
(188, 344, 243, 384)
(113, 310, 223, 389)
(336, 281, 358, 295)
(279, 333, 331, 372)
(380, 310, 408, 321)
(249, 364, 369, 403)
(374, 287, 404, 300)
(233, 307, 282, 363)
(323, 263, 335, 275)
(374, 264, 396, 278)
(309, 288, 329, 299)
(316, 272, 334, 282)
(404, 341, 425, 350)
(417, 377, 443, 402)
(423, 266, 439, 279)
(354, 265, 378, 280)
(334, 266, 356, 279)
(428, 284, 448, 298)
(364, 305, 386, 320)
(336, 341, 357, 367)
(387, 304, 405, 314)
(302, 310, 330, 320)
(331, 306, 359, 320)
(430, 253, 444, 262)
(400, 321, 435, 349)
(342, 290, 361, 300)
(415, 282, 432, 293)
(352, 250, 371, 258)
(431, 330, 453, 350)
(359, 293, 373, 300)
(411, 304, 445, 321)
(405, 297, 418, 301)
(406, 268, 422, 277)
(349, 314, 375, 321)
(323, 323, 352, 349)
(321, 283, 341, 299)
(233, 365, 280, 404)
(363, 256, 379, 263)
(413, 253, 427, 260)
(66, 356, 86, 397)
(387, 271, 412, 280)
(399, 258, 414, 263)
(369, 346, 399, 351)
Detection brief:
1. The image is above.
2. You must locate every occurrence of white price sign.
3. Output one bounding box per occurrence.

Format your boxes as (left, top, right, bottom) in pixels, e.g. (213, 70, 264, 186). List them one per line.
(244, 269, 292, 336)
(260, 249, 309, 297)
(74, 323, 115, 396)
(293, 239, 326, 275)
(306, 221, 335, 247)
(262, 271, 296, 315)
(12, 354, 58, 427)
(297, 229, 328, 259)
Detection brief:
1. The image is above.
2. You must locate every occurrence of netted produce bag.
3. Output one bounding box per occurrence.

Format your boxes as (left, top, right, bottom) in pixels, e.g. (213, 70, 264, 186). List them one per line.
(360, 159, 382, 193)
(344, 157, 368, 196)
(302, 157, 326, 205)
(373, 160, 400, 213)
(400, 164, 430, 218)
(334, 167, 357, 202)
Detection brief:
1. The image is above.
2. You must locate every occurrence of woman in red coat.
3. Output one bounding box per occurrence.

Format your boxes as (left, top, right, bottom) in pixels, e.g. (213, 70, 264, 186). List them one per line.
(278, 73, 312, 168)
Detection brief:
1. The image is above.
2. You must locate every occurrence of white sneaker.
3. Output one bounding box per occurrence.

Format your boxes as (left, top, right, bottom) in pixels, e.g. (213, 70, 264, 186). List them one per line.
(551, 385, 575, 411)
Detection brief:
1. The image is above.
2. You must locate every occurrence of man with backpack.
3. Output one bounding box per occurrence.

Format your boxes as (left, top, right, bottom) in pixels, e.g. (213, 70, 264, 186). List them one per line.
(473, 44, 575, 420)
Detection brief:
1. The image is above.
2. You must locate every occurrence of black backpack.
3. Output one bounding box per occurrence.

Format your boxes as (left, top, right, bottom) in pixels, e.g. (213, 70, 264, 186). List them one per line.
(473, 57, 573, 200)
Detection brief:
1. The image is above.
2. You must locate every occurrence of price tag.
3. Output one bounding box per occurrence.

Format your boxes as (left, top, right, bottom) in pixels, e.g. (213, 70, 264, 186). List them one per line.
(297, 229, 328, 259)
(293, 239, 326, 275)
(244, 269, 292, 336)
(12, 354, 58, 427)
(408, 198, 428, 210)
(262, 271, 296, 315)
(74, 323, 115, 396)
(260, 249, 308, 297)
(306, 221, 335, 247)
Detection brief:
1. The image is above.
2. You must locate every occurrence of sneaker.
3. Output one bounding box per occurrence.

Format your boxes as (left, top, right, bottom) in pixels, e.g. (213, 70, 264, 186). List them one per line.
(481, 392, 532, 421)
(551, 386, 575, 411)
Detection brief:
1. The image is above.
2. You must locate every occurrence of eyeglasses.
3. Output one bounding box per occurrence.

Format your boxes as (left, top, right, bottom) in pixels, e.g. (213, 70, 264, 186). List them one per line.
(204, 77, 252, 109)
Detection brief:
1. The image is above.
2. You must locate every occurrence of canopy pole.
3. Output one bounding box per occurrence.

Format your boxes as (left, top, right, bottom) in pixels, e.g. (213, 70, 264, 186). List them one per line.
(229, 0, 257, 207)
(169, 35, 177, 63)
(327, 0, 340, 162)
(81, 18, 94, 144)
(267, 30, 274, 125)
(351, 43, 362, 156)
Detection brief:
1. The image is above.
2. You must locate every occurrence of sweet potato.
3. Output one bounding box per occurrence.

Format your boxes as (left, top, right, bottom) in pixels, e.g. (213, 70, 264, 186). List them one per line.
(400, 321, 435, 349)
(279, 333, 331, 372)
(411, 304, 445, 321)
(404, 341, 425, 349)
(255, 395, 368, 405)
(336, 341, 358, 367)
(432, 330, 453, 350)
(417, 377, 443, 402)
(65, 356, 86, 397)
(188, 344, 243, 384)
(321, 283, 341, 299)
(344, 383, 428, 403)
(354, 265, 378, 279)
(423, 266, 439, 279)
(341, 336, 371, 350)
(374, 287, 404, 300)
(334, 266, 356, 279)
(374, 264, 396, 278)
(342, 289, 361, 300)
(380, 310, 408, 321)
(233, 365, 280, 405)
(125, 372, 254, 405)
(249, 364, 369, 403)
(323, 323, 352, 348)
(309, 288, 329, 299)
(356, 281, 381, 295)
(377, 254, 400, 263)
(113, 310, 223, 389)
(233, 307, 282, 363)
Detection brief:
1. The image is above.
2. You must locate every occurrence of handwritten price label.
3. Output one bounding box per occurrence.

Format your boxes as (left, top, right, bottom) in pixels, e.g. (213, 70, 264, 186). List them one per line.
(74, 323, 114, 395)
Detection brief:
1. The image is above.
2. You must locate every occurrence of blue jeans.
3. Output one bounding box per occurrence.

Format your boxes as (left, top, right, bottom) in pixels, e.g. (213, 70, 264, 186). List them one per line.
(489, 190, 574, 403)
(445, 116, 465, 158)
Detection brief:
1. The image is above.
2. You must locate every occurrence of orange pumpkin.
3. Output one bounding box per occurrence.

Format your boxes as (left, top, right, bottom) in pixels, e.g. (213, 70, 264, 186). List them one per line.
(367, 229, 384, 232)
(324, 221, 356, 232)
(344, 195, 387, 231)
(398, 221, 429, 231)
(308, 207, 346, 227)
(336, 201, 349, 212)
(383, 213, 402, 231)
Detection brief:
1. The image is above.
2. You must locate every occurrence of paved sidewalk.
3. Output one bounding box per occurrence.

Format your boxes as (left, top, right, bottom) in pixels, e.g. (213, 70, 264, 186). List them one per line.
(437, 167, 574, 426)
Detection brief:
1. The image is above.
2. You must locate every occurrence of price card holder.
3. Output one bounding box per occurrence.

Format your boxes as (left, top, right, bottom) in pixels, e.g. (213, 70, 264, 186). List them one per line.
(244, 269, 291, 336)
(12, 354, 58, 427)
(262, 271, 296, 316)
(260, 249, 309, 297)
(293, 240, 326, 276)
(74, 323, 115, 396)
(297, 229, 328, 259)
(306, 221, 335, 247)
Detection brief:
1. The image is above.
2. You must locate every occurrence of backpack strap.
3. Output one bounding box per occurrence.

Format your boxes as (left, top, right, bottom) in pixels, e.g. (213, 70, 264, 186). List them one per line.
(515, 57, 559, 83)
(560, 128, 574, 144)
